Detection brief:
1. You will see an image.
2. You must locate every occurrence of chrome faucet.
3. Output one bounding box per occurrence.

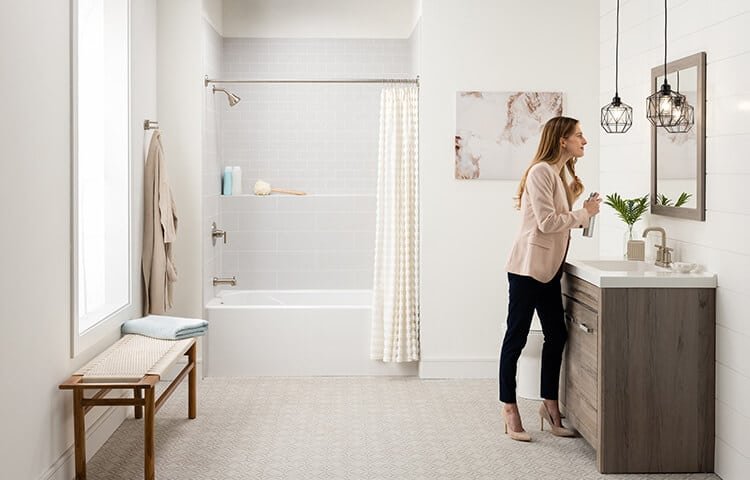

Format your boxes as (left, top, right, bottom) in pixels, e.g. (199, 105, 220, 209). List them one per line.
(642, 227, 673, 268)
(213, 276, 237, 286)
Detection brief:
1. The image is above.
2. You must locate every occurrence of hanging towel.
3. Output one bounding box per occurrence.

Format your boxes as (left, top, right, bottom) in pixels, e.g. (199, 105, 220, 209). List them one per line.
(121, 315, 208, 340)
(142, 130, 178, 314)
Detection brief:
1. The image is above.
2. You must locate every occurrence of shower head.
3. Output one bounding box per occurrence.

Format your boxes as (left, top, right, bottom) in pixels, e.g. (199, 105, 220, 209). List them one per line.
(212, 86, 241, 107)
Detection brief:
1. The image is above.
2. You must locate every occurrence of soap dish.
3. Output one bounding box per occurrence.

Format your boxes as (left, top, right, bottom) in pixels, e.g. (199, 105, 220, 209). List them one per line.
(671, 262, 697, 273)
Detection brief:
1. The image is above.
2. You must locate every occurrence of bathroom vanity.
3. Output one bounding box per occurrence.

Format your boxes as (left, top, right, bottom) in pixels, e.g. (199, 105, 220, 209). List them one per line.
(561, 259, 717, 474)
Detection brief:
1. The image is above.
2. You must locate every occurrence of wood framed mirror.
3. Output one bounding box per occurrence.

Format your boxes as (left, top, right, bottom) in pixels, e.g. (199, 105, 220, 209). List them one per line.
(650, 51, 706, 221)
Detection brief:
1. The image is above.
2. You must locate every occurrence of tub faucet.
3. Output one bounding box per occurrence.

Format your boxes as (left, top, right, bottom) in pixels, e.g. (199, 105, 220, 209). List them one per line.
(642, 227, 672, 268)
(213, 276, 237, 286)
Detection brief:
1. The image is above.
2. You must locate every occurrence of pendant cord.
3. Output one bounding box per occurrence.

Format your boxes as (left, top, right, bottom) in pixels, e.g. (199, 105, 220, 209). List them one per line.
(663, 0, 668, 84)
(615, 0, 620, 97)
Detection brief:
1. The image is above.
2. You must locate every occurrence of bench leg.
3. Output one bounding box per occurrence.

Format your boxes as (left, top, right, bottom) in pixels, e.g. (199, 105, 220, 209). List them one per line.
(144, 386, 155, 480)
(73, 389, 87, 480)
(188, 343, 197, 419)
(134, 388, 143, 419)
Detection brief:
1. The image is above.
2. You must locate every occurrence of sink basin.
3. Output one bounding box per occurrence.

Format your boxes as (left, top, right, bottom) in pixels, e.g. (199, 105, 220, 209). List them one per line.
(565, 258, 717, 288)
(576, 260, 667, 273)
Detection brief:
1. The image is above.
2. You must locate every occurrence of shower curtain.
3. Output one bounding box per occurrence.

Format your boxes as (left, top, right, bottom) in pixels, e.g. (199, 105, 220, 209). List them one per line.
(370, 86, 420, 362)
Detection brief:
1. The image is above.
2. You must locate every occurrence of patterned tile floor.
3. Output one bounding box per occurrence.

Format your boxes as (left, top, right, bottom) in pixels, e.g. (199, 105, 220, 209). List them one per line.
(88, 377, 720, 479)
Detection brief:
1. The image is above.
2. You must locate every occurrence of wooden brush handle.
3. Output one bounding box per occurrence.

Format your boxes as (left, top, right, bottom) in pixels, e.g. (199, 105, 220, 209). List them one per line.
(271, 188, 306, 195)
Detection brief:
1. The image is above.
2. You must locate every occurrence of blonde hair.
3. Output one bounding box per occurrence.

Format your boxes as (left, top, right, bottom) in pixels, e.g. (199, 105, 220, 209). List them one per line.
(514, 116, 584, 209)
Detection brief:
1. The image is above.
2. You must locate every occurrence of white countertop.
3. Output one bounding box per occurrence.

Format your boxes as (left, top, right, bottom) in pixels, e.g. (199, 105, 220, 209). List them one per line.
(565, 258, 718, 288)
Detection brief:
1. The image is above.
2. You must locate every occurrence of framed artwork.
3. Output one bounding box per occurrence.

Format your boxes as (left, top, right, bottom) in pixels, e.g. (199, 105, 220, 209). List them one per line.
(455, 91, 563, 180)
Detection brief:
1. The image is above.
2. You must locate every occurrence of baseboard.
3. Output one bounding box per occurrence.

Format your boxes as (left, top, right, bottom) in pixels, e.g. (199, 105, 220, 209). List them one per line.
(39, 399, 128, 480)
(418, 358, 498, 379)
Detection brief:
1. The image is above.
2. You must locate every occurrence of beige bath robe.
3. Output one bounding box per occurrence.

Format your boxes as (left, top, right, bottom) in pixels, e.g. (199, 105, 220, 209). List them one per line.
(142, 131, 178, 314)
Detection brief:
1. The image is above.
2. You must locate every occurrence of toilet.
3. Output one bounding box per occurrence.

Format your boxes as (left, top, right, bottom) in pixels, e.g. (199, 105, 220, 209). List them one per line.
(517, 314, 543, 401)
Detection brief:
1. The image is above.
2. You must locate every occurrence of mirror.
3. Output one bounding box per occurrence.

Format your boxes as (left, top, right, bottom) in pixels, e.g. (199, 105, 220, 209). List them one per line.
(650, 51, 706, 221)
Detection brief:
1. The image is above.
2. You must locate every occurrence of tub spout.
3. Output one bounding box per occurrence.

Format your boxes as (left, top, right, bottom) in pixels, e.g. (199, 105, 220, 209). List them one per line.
(213, 276, 237, 286)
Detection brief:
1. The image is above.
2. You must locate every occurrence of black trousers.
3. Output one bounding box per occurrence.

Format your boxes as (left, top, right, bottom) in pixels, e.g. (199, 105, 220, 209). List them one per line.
(499, 270, 567, 404)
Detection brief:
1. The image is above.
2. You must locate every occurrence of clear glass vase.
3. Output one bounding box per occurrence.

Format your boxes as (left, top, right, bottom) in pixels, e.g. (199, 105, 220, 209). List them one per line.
(622, 225, 636, 259)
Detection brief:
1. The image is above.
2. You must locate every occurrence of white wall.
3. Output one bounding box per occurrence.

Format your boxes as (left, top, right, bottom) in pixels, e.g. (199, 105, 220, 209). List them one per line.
(599, 1, 750, 478)
(0, 1, 156, 478)
(157, 0, 204, 319)
(222, 0, 419, 38)
(418, 0, 600, 378)
(202, 0, 224, 36)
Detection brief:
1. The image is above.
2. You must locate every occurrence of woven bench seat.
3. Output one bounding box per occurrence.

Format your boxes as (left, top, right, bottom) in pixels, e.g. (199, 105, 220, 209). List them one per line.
(60, 334, 198, 480)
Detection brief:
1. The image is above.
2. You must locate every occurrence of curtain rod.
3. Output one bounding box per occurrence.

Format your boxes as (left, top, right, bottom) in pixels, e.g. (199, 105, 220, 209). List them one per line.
(204, 76, 419, 86)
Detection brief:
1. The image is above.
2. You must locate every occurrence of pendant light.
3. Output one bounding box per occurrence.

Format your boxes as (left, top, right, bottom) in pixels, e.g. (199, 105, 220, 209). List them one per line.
(646, 0, 693, 130)
(601, 0, 632, 133)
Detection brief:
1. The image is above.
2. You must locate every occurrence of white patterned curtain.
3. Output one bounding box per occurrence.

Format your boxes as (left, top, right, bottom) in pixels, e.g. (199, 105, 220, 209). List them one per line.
(370, 86, 420, 362)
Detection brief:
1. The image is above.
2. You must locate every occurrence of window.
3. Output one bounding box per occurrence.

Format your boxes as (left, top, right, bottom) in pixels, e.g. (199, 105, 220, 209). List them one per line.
(72, 0, 131, 355)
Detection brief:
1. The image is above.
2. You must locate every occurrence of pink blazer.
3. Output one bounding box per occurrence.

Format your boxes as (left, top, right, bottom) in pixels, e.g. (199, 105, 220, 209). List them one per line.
(505, 162, 590, 283)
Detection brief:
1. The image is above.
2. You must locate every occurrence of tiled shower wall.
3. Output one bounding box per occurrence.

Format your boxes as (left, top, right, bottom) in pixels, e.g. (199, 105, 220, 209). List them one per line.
(213, 34, 416, 290)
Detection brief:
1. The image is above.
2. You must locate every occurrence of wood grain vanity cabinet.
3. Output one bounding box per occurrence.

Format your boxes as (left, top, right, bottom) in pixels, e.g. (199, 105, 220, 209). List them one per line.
(560, 272, 715, 474)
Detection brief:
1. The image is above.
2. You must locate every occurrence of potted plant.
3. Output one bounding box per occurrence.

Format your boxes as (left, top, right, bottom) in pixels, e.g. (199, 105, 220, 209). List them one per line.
(604, 193, 649, 259)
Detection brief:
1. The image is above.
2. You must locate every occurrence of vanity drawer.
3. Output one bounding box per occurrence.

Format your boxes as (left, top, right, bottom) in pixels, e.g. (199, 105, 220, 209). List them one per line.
(563, 273, 600, 312)
(564, 297, 598, 386)
(563, 295, 598, 444)
(564, 381, 599, 448)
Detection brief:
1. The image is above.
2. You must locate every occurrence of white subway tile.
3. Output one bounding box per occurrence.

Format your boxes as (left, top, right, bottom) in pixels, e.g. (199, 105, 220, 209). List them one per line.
(233, 271, 278, 290)
(316, 212, 375, 231)
(706, 134, 750, 174)
(715, 436, 750, 480)
(717, 325, 750, 378)
(706, 174, 750, 215)
(707, 94, 750, 137)
(716, 398, 750, 459)
(275, 270, 356, 289)
(717, 363, 750, 420)
(223, 231, 277, 252)
(716, 288, 750, 337)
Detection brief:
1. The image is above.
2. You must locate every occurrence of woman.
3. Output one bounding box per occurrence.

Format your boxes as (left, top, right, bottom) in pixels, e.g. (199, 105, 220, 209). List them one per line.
(500, 116, 600, 442)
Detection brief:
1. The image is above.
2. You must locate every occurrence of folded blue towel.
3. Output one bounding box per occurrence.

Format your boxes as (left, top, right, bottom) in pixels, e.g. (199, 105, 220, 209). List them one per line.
(121, 315, 208, 340)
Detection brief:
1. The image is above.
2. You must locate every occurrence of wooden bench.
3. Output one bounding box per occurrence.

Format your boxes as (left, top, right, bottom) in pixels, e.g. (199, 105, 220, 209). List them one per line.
(59, 334, 197, 480)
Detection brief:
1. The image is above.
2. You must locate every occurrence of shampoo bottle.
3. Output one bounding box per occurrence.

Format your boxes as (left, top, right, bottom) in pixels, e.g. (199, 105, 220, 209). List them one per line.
(232, 166, 242, 195)
(222, 166, 233, 195)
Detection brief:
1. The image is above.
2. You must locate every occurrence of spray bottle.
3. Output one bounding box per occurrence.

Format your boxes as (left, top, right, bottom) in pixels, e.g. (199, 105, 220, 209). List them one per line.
(582, 192, 597, 237)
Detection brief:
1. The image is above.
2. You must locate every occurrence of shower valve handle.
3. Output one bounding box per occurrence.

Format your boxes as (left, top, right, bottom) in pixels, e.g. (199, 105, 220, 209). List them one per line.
(211, 222, 227, 246)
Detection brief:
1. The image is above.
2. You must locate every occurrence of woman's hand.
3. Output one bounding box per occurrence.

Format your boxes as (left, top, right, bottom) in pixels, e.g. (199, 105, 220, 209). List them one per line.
(583, 192, 601, 216)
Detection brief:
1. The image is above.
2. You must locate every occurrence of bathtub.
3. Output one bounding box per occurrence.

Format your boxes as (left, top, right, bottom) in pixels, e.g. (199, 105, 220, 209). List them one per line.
(204, 290, 417, 376)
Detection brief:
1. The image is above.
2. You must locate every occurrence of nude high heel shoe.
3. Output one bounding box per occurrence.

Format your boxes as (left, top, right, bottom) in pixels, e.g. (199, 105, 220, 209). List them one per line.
(503, 410, 531, 442)
(539, 403, 575, 437)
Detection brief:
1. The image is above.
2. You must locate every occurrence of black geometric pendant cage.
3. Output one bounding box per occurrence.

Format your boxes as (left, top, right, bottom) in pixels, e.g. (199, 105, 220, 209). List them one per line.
(646, 0, 694, 132)
(601, 96, 633, 133)
(601, 0, 632, 133)
(646, 81, 690, 130)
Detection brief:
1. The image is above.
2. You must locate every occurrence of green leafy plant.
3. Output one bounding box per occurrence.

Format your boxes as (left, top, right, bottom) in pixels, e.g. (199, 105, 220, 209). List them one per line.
(604, 193, 649, 239)
(656, 192, 692, 207)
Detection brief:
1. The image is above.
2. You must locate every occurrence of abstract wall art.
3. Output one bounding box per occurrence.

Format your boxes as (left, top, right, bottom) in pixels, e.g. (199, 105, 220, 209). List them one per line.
(455, 91, 563, 180)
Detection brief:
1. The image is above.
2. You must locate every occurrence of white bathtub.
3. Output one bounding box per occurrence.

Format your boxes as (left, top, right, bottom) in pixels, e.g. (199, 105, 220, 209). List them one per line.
(205, 290, 417, 377)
